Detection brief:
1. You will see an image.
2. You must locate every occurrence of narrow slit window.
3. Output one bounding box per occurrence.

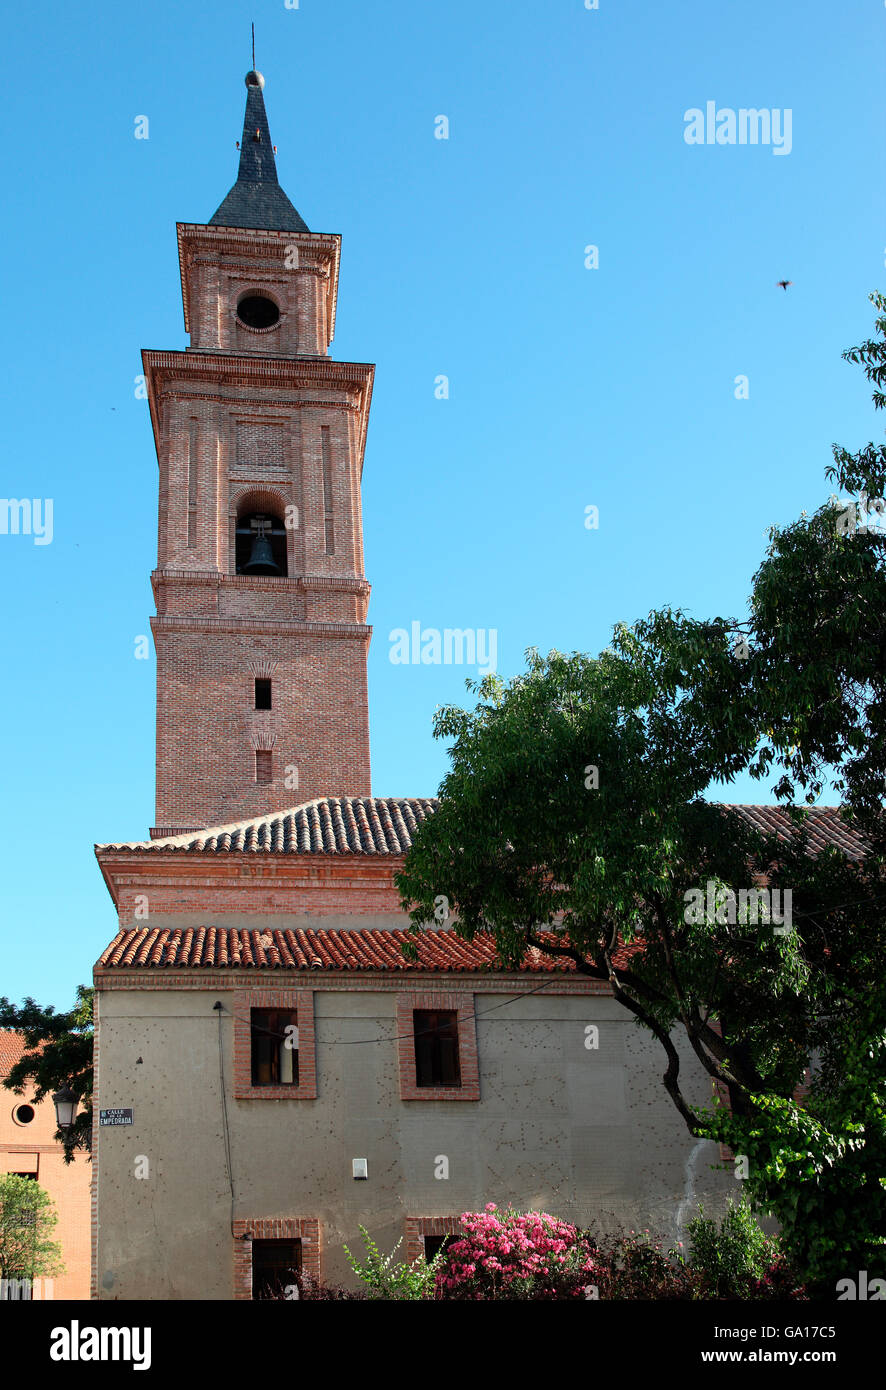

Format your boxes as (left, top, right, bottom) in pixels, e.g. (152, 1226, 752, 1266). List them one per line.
(255, 749, 273, 784)
(187, 419, 198, 548)
(321, 425, 334, 555)
(255, 678, 272, 710)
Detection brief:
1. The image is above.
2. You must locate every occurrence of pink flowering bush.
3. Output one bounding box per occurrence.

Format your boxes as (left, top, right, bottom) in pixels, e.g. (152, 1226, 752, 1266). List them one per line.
(432, 1204, 807, 1301)
(434, 1204, 598, 1300)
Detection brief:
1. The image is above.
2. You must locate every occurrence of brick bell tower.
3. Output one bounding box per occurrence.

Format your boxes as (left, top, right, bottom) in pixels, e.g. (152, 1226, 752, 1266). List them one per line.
(145, 69, 374, 837)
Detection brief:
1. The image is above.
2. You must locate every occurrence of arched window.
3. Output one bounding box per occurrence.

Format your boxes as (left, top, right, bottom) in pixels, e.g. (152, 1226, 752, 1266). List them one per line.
(235, 510, 288, 576)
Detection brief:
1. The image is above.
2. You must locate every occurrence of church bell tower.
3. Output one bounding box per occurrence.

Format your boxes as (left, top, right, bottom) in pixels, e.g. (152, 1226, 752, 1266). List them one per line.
(145, 69, 374, 836)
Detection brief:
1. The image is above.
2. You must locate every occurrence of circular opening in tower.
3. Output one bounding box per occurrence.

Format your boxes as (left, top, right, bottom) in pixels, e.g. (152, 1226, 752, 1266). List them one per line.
(236, 294, 280, 330)
(13, 1104, 35, 1125)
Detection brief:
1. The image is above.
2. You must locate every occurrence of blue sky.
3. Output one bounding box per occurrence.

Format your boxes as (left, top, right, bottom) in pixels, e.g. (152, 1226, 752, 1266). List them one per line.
(1, 0, 883, 1007)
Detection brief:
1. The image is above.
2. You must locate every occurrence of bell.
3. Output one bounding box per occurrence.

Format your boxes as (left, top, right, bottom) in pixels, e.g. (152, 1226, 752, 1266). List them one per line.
(243, 531, 280, 576)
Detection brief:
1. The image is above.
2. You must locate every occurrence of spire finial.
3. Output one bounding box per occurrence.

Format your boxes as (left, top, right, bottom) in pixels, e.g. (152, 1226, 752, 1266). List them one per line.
(251, 22, 255, 72)
(210, 54, 309, 232)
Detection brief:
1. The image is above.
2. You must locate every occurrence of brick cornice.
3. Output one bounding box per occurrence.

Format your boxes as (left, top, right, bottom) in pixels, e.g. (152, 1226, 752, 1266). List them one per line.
(141, 349, 374, 476)
(93, 847, 400, 908)
(150, 569, 371, 599)
(142, 349, 373, 386)
(154, 391, 360, 410)
(92, 967, 605, 995)
(149, 614, 371, 640)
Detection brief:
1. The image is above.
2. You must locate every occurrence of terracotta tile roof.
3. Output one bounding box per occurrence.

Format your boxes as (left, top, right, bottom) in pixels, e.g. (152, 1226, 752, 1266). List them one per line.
(95, 927, 617, 974)
(96, 797, 437, 855)
(0, 1030, 27, 1072)
(96, 796, 866, 860)
(724, 804, 867, 861)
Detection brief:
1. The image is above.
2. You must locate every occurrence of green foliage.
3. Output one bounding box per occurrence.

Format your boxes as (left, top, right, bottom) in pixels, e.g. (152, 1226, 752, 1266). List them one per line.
(0, 1175, 65, 1281)
(707, 984, 886, 1294)
(749, 290, 886, 840)
(0, 986, 94, 1163)
(395, 295, 886, 1293)
(342, 1226, 443, 1300)
(687, 1197, 779, 1296)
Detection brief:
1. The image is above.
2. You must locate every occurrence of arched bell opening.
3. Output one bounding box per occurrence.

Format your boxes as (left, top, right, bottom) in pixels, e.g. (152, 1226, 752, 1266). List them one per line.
(235, 510, 288, 576)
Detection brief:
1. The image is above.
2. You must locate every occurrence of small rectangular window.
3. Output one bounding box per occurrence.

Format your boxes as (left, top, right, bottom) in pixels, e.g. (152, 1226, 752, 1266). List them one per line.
(250, 1008, 298, 1086)
(255, 749, 272, 784)
(255, 678, 272, 710)
(252, 1238, 302, 1299)
(413, 1009, 461, 1087)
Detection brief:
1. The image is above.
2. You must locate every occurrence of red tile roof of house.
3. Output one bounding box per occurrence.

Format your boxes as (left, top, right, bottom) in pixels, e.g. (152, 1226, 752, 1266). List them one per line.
(95, 797, 867, 860)
(97, 797, 437, 855)
(0, 1030, 27, 1073)
(720, 804, 867, 860)
(95, 927, 622, 974)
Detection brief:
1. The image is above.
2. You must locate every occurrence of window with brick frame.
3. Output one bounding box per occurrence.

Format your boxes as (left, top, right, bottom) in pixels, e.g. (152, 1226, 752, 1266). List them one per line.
(396, 992, 480, 1101)
(233, 989, 317, 1101)
(404, 1216, 461, 1266)
(251, 1238, 301, 1299)
(255, 749, 272, 783)
(233, 1218, 320, 1300)
(255, 678, 272, 710)
(250, 1007, 298, 1086)
(413, 1009, 461, 1087)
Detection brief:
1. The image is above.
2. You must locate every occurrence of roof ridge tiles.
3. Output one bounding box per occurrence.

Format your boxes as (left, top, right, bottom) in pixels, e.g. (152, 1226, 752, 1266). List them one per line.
(93, 797, 867, 863)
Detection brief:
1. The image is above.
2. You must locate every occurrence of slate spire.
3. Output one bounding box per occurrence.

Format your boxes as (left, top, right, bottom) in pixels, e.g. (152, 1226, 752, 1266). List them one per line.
(209, 70, 310, 233)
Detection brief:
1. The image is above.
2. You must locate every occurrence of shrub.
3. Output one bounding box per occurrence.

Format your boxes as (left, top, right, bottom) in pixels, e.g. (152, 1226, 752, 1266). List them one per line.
(587, 1229, 696, 1300)
(343, 1226, 441, 1300)
(280, 1271, 365, 1301)
(435, 1204, 598, 1300)
(687, 1197, 806, 1300)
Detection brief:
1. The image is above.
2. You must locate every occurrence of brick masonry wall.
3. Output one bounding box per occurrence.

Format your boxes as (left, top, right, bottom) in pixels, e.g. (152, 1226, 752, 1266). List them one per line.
(145, 219, 373, 831)
(152, 624, 371, 827)
(110, 858, 408, 923)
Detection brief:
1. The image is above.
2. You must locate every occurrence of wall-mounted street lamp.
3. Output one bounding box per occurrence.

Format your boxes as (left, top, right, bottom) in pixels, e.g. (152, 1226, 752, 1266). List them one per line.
(52, 1087, 78, 1131)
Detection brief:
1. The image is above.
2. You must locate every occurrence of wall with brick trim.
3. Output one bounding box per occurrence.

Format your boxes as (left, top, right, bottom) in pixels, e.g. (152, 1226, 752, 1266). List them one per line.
(91, 980, 734, 1297)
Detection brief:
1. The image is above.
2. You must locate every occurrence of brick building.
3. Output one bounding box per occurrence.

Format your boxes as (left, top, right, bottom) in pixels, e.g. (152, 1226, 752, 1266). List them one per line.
(90, 68, 834, 1299)
(0, 1032, 91, 1299)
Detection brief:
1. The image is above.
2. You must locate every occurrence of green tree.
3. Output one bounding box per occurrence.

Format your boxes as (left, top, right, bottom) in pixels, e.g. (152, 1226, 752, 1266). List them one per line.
(396, 297, 886, 1294)
(0, 986, 93, 1163)
(0, 1175, 65, 1283)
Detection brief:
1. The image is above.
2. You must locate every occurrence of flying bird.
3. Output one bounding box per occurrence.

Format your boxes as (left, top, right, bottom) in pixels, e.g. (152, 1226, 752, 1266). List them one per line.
(777, 280, 793, 291)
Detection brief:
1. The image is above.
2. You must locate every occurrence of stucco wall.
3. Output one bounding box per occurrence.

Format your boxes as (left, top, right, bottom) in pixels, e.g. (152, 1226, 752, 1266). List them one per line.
(0, 1038, 92, 1299)
(93, 979, 734, 1299)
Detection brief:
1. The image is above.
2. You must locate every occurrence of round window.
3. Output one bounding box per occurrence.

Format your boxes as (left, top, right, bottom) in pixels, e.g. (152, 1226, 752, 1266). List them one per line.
(236, 294, 280, 330)
(13, 1103, 35, 1125)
